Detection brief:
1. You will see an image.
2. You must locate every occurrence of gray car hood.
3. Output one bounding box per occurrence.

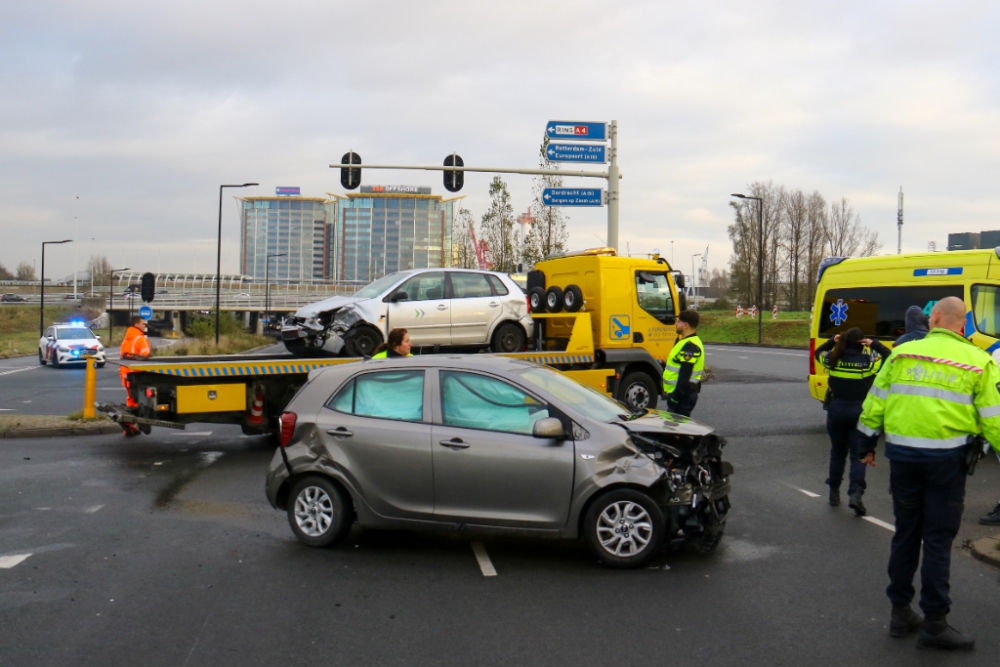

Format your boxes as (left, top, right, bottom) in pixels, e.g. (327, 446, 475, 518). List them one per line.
(294, 295, 364, 319)
(614, 409, 715, 437)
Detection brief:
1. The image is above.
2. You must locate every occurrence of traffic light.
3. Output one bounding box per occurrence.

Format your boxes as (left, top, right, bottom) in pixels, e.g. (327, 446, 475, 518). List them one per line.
(140, 272, 155, 303)
(341, 151, 362, 190)
(443, 153, 464, 192)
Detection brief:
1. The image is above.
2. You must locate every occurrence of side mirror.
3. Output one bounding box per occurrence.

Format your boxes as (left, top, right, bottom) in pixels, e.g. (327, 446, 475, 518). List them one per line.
(388, 291, 409, 303)
(532, 417, 565, 439)
(95, 335, 101, 340)
(672, 271, 686, 289)
(46, 335, 54, 340)
(678, 293, 687, 312)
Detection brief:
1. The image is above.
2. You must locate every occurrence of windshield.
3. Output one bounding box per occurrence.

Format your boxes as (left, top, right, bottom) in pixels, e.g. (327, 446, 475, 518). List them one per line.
(518, 366, 633, 423)
(353, 272, 410, 299)
(57, 327, 95, 340)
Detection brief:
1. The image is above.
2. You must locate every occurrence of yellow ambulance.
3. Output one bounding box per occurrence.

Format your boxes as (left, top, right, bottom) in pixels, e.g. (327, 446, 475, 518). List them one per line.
(808, 248, 1000, 401)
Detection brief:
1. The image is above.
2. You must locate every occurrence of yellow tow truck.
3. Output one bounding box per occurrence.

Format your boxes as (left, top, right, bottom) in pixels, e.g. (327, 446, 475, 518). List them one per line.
(101, 248, 687, 435)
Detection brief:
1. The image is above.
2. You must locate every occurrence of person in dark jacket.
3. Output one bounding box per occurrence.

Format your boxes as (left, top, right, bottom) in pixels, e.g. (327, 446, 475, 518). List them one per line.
(815, 327, 891, 514)
(894, 305, 929, 347)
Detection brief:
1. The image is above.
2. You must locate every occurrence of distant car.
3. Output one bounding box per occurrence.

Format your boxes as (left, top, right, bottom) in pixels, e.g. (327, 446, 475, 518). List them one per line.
(1, 293, 26, 302)
(237, 292, 252, 298)
(281, 268, 533, 357)
(39, 323, 107, 368)
(265, 355, 733, 568)
(157, 289, 169, 295)
(64, 293, 82, 300)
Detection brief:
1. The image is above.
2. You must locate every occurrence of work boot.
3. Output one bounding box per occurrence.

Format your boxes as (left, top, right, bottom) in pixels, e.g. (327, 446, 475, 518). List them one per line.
(889, 604, 923, 638)
(848, 491, 866, 516)
(829, 487, 841, 507)
(917, 614, 975, 650)
(979, 502, 1000, 526)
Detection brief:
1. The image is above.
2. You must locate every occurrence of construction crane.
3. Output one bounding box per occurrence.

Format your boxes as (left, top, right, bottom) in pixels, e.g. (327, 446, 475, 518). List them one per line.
(469, 221, 490, 270)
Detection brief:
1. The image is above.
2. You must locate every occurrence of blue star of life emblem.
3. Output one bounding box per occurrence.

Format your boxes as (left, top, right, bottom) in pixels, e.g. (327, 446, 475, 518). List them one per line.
(830, 299, 849, 326)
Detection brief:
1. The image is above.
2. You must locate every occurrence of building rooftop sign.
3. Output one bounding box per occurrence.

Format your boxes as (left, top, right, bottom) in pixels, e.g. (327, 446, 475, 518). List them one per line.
(360, 185, 432, 195)
(276, 186, 301, 196)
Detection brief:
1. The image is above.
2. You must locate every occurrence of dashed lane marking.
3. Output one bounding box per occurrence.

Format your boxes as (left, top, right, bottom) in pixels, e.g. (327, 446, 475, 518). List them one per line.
(795, 488, 821, 498)
(471, 542, 497, 577)
(0, 367, 37, 377)
(84, 505, 105, 513)
(863, 516, 896, 532)
(0, 554, 32, 569)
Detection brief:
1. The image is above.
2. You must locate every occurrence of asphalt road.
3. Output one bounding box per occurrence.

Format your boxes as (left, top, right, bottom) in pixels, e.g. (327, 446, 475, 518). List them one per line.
(2, 346, 1000, 666)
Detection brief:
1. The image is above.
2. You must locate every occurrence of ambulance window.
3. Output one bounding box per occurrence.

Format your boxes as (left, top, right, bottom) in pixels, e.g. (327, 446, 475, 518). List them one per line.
(818, 285, 964, 339)
(635, 271, 675, 323)
(971, 285, 1000, 338)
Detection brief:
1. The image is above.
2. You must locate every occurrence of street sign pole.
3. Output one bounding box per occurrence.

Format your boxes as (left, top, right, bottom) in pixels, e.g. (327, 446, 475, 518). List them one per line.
(607, 120, 619, 252)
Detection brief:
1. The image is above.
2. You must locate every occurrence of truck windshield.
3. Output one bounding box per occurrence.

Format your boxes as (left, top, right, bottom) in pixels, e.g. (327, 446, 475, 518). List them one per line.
(518, 367, 632, 423)
(635, 271, 675, 323)
(353, 272, 409, 299)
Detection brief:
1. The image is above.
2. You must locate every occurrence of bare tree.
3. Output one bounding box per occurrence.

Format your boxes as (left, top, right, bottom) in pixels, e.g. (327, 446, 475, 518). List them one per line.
(16, 261, 36, 281)
(0, 263, 13, 280)
(451, 208, 478, 269)
(727, 181, 783, 310)
(825, 197, 881, 258)
(87, 255, 112, 288)
(480, 176, 516, 273)
(525, 138, 569, 264)
(782, 190, 808, 311)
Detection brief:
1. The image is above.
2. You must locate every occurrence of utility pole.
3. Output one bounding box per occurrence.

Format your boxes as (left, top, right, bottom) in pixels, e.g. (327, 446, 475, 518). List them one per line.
(897, 187, 904, 254)
(606, 120, 620, 251)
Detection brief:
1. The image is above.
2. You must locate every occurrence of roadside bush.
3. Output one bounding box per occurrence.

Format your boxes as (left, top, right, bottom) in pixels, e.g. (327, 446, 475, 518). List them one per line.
(186, 310, 243, 339)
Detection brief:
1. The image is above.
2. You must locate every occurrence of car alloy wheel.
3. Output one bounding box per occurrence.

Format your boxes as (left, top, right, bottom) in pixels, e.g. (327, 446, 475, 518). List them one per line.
(286, 475, 352, 547)
(584, 489, 665, 568)
(294, 485, 334, 537)
(597, 500, 654, 557)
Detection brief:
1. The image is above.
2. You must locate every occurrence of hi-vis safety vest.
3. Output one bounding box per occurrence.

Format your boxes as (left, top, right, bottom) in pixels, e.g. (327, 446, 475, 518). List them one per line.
(662, 334, 705, 395)
(859, 328, 1000, 452)
(372, 351, 412, 359)
(120, 326, 150, 360)
(820, 346, 884, 381)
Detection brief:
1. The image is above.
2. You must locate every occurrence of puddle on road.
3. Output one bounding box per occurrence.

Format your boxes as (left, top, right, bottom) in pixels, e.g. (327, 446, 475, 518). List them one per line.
(153, 451, 225, 508)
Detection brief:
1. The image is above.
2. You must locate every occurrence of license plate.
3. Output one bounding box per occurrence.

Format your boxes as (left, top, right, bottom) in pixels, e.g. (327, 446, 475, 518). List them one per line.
(81, 350, 96, 356)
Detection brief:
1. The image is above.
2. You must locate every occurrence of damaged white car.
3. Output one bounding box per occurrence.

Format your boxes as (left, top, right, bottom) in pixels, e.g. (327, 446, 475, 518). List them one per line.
(281, 269, 534, 357)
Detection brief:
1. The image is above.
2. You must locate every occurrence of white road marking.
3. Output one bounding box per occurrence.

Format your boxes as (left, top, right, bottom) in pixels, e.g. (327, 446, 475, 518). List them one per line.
(0, 367, 36, 377)
(172, 431, 213, 436)
(0, 554, 32, 569)
(795, 488, 821, 498)
(471, 542, 497, 577)
(0, 408, 15, 411)
(35, 507, 51, 510)
(84, 505, 105, 513)
(863, 516, 896, 532)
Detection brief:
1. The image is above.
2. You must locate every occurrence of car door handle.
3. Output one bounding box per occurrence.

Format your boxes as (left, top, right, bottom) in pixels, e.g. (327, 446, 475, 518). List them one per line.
(437, 304, 448, 310)
(488, 301, 499, 307)
(326, 427, 353, 437)
(439, 438, 470, 449)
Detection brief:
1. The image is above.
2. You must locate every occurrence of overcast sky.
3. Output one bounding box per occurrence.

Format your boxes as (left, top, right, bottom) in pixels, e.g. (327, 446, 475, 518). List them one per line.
(2, 0, 998, 281)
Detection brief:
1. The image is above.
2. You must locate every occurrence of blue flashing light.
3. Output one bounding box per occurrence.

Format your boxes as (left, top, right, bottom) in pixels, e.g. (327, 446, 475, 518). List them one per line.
(72, 350, 81, 357)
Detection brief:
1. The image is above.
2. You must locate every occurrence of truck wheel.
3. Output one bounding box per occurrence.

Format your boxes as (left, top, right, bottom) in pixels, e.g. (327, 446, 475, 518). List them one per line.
(584, 489, 665, 568)
(616, 372, 659, 411)
(490, 322, 526, 353)
(528, 287, 546, 313)
(344, 325, 382, 357)
(38, 351, 47, 366)
(545, 286, 564, 313)
(563, 284, 584, 312)
(287, 476, 353, 548)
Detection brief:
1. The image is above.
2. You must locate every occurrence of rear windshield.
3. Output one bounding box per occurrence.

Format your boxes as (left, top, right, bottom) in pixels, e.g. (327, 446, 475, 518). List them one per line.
(818, 285, 964, 339)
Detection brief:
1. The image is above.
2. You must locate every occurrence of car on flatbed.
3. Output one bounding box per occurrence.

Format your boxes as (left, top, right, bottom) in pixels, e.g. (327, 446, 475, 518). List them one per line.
(266, 355, 732, 568)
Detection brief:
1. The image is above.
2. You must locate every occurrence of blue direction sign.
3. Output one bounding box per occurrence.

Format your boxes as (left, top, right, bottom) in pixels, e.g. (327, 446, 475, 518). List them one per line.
(138, 305, 153, 320)
(542, 188, 605, 207)
(545, 143, 607, 163)
(545, 120, 607, 142)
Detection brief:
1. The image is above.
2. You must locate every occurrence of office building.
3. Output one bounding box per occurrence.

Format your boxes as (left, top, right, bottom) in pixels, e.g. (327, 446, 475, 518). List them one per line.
(239, 193, 337, 283)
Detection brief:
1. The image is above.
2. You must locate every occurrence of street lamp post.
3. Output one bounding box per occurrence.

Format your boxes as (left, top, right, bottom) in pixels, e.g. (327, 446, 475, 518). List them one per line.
(40, 239, 73, 337)
(216, 183, 258, 345)
(265, 253, 287, 330)
(109, 267, 130, 343)
(691, 253, 701, 310)
(731, 193, 764, 344)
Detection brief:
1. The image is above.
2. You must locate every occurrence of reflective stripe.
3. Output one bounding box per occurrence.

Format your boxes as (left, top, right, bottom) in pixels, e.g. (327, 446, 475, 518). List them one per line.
(978, 405, 1000, 419)
(857, 423, 881, 437)
(663, 379, 677, 386)
(692, 371, 704, 380)
(869, 386, 889, 400)
(889, 383, 973, 405)
(885, 433, 969, 449)
(663, 364, 680, 373)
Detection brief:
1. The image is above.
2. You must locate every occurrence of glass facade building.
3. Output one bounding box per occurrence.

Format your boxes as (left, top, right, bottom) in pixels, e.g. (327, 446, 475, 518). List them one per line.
(335, 186, 457, 283)
(239, 196, 336, 283)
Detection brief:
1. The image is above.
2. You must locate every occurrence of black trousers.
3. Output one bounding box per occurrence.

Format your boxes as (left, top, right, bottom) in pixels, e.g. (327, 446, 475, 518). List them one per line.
(666, 391, 697, 417)
(825, 399, 868, 496)
(886, 456, 966, 616)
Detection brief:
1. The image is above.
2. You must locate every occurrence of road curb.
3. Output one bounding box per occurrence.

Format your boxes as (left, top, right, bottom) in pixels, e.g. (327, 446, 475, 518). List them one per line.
(0, 423, 121, 440)
(971, 535, 1000, 568)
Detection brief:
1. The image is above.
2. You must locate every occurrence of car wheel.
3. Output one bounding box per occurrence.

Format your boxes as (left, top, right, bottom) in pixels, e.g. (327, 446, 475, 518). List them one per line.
(38, 350, 47, 366)
(490, 322, 526, 353)
(616, 372, 659, 412)
(96, 362, 106, 369)
(344, 325, 383, 357)
(287, 476, 352, 548)
(545, 286, 564, 313)
(563, 284, 584, 312)
(51, 354, 60, 368)
(584, 489, 665, 568)
(528, 286, 547, 313)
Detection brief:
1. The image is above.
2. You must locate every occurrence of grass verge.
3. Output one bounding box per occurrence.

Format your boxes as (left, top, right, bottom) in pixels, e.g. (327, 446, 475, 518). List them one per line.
(157, 333, 272, 356)
(697, 311, 811, 348)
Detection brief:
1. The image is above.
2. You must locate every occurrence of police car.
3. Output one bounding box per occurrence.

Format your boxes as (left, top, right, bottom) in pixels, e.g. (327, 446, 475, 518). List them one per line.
(38, 322, 107, 368)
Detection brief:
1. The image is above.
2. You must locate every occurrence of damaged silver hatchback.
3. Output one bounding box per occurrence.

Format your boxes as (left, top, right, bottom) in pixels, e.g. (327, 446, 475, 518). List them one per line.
(265, 356, 733, 568)
(281, 269, 533, 357)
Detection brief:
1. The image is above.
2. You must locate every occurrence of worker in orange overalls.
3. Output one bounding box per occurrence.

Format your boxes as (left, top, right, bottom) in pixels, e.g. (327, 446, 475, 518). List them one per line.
(119, 316, 151, 435)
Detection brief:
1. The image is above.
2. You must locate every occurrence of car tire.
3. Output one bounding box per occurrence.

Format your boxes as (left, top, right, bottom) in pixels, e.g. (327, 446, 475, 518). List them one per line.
(490, 322, 527, 353)
(528, 287, 547, 313)
(51, 354, 60, 368)
(584, 489, 665, 568)
(563, 284, 584, 312)
(344, 325, 383, 358)
(545, 286, 564, 313)
(96, 362, 106, 369)
(38, 350, 47, 366)
(287, 476, 353, 548)
(616, 372, 659, 412)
